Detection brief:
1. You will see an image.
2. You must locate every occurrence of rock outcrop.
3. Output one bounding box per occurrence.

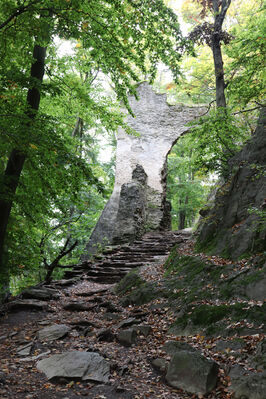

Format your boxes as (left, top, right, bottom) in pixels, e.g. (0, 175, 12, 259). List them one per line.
(37, 351, 110, 383)
(165, 351, 219, 395)
(196, 108, 266, 259)
(82, 83, 204, 258)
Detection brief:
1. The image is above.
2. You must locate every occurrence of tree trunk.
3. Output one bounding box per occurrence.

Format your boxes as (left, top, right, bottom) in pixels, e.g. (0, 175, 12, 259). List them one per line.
(212, 33, 226, 108)
(178, 195, 189, 230)
(0, 44, 46, 297)
(211, 0, 231, 108)
(178, 209, 186, 230)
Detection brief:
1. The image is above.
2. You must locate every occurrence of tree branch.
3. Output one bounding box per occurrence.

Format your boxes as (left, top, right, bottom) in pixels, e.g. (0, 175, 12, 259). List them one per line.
(233, 106, 263, 115)
(199, 99, 216, 117)
(0, 1, 39, 30)
(220, 0, 232, 23)
(44, 239, 78, 283)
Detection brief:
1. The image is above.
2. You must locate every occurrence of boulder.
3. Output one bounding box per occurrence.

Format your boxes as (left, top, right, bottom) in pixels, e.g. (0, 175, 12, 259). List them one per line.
(97, 328, 115, 342)
(70, 319, 97, 328)
(100, 301, 120, 312)
(162, 340, 196, 355)
(215, 338, 245, 353)
(252, 339, 266, 370)
(165, 350, 219, 395)
(231, 372, 266, 399)
(21, 287, 60, 301)
(132, 325, 152, 337)
(115, 270, 144, 296)
(103, 312, 121, 321)
(17, 343, 33, 356)
(117, 329, 137, 346)
(37, 351, 110, 383)
(37, 324, 70, 341)
(7, 299, 47, 312)
(151, 358, 168, 374)
(245, 277, 266, 301)
(117, 317, 139, 329)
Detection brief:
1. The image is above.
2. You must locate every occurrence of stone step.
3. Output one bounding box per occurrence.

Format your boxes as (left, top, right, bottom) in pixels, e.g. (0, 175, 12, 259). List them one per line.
(88, 254, 155, 262)
(63, 231, 186, 284)
(84, 270, 127, 278)
(84, 275, 122, 284)
(101, 261, 145, 268)
(64, 271, 83, 278)
(121, 249, 169, 255)
(84, 266, 132, 274)
(64, 270, 83, 276)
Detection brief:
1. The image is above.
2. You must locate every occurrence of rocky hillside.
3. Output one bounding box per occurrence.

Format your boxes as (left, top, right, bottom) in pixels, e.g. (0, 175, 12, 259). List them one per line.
(196, 108, 266, 259)
(0, 232, 265, 399)
(116, 239, 266, 398)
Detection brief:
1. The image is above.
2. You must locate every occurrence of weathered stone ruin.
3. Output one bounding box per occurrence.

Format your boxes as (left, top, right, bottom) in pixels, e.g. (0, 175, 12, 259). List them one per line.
(82, 83, 205, 258)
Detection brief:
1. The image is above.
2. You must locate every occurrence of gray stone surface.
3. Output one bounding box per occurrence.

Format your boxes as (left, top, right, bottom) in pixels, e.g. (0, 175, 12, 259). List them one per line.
(21, 287, 60, 301)
(63, 302, 94, 311)
(117, 329, 137, 346)
(82, 83, 204, 258)
(37, 324, 70, 341)
(215, 338, 245, 352)
(37, 351, 110, 382)
(17, 343, 33, 356)
(245, 277, 266, 301)
(162, 340, 196, 355)
(117, 317, 139, 329)
(132, 324, 152, 337)
(165, 350, 219, 395)
(151, 358, 168, 373)
(197, 109, 266, 258)
(112, 166, 147, 244)
(7, 299, 47, 311)
(96, 328, 115, 342)
(231, 371, 266, 399)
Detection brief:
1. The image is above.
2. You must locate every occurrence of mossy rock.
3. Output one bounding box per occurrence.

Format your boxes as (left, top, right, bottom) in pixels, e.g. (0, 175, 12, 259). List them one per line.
(170, 303, 266, 337)
(165, 253, 208, 279)
(165, 252, 225, 283)
(120, 283, 162, 306)
(115, 269, 144, 295)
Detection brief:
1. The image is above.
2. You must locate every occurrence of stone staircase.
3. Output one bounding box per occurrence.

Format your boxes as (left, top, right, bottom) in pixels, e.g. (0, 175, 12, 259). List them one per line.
(64, 231, 190, 284)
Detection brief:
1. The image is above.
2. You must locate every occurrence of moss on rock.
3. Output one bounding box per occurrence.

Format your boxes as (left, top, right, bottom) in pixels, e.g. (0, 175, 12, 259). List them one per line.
(115, 269, 144, 295)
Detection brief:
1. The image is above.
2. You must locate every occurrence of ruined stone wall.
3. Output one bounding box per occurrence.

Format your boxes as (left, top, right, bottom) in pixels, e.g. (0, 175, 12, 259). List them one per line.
(82, 83, 205, 259)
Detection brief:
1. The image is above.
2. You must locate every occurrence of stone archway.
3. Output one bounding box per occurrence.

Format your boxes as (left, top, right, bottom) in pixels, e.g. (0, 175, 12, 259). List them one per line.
(82, 83, 205, 259)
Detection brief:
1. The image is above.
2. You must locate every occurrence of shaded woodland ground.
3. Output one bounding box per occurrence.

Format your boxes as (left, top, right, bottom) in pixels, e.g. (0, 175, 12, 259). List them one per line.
(0, 231, 265, 399)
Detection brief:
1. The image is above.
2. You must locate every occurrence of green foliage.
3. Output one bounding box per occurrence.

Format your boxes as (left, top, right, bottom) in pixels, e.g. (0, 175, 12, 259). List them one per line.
(0, 0, 192, 293)
(187, 108, 250, 176)
(167, 134, 211, 229)
(225, 2, 266, 107)
(164, 46, 215, 105)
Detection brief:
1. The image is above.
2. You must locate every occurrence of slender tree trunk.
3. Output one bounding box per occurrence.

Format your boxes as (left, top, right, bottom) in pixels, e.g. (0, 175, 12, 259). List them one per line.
(211, 0, 231, 108)
(178, 209, 186, 230)
(178, 195, 189, 230)
(0, 44, 46, 297)
(212, 33, 226, 108)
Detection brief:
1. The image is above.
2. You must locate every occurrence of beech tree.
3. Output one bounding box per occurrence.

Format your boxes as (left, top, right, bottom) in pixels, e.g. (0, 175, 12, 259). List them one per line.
(188, 0, 231, 108)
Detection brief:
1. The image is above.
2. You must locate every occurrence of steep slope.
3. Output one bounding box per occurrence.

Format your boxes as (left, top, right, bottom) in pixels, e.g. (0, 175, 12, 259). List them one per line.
(196, 109, 266, 259)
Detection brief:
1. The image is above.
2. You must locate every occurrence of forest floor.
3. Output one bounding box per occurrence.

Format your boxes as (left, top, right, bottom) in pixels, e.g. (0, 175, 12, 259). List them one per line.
(0, 237, 265, 399)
